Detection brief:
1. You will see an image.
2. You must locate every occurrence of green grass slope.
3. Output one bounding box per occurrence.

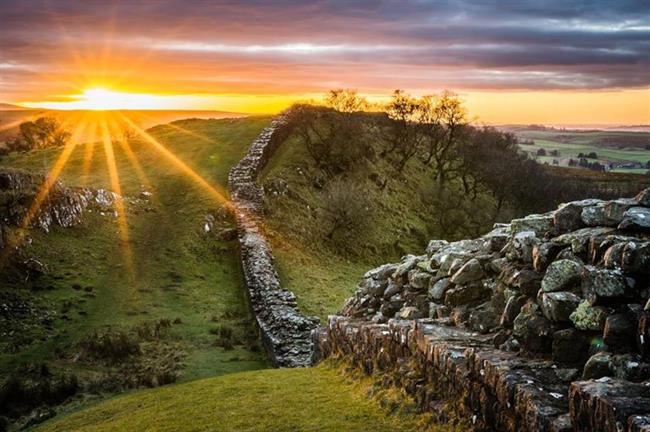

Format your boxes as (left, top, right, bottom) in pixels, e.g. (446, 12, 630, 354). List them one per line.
(260, 132, 498, 321)
(35, 362, 446, 432)
(1, 116, 272, 397)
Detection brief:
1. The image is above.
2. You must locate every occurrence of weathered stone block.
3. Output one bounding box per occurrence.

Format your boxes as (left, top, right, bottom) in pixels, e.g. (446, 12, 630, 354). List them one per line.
(542, 291, 581, 322)
(570, 300, 609, 331)
(552, 328, 589, 365)
(619, 207, 650, 231)
(542, 259, 583, 292)
(450, 258, 485, 285)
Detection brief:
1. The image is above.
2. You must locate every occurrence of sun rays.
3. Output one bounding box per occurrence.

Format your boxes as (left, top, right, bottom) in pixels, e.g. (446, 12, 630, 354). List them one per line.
(100, 116, 134, 281)
(1, 106, 252, 280)
(117, 113, 232, 207)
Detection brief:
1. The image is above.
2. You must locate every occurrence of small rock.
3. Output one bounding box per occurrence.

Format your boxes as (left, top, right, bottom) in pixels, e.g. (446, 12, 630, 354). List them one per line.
(636, 188, 650, 207)
(408, 270, 431, 290)
(428, 278, 451, 301)
(493, 329, 511, 348)
(382, 282, 401, 299)
(582, 352, 612, 379)
(513, 301, 539, 339)
(532, 242, 564, 272)
(364, 263, 399, 280)
(553, 328, 589, 365)
(541, 291, 581, 322)
(503, 267, 542, 296)
(554, 368, 580, 382)
(511, 214, 554, 236)
(450, 258, 484, 285)
(541, 259, 583, 292)
(393, 255, 421, 278)
(622, 241, 650, 275)
(604, 198, 637, 225)
(580, 203, 607, 227)
(509, 231, 538, 263)
(524, 314, 554, 353)
(450, 305, 470, 326)
(619, 207, 650, 230)
(467, 302, 499, 334)
(397, 306, 423, 320)
(603, 313, 636, 352)
(610, 353, 650, 382)
(428, 303, 449, 319)
(554, 203, 585, 233)
(444, 282, 490, 306)
(425, 240, 449, 256)
(500, 294, 527, 328)
(570, 300, 609, 331)
(581, 265, 632, 304)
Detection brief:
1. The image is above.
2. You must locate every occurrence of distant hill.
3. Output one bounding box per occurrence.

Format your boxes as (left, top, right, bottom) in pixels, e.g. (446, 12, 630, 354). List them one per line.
(0, 109, 249, 143)
(0, 103, 33, 111)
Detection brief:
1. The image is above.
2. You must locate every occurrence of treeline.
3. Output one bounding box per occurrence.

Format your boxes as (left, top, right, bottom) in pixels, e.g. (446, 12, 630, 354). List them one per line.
(281, 89, 641, 242)
(1, 116, 70, 155)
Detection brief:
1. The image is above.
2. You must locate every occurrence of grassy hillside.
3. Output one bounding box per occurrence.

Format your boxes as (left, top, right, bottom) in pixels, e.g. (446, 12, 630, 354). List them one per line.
(260, 129, 499, 320)
(261, 134, 433, 320)
(0, 116, 272, 423)
(35, 362, 447, 432)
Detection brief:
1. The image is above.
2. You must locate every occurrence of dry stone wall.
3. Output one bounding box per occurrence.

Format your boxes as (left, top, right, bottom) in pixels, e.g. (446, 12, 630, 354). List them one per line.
(228, 113, 319, 367)
(314, 188, 650, 431)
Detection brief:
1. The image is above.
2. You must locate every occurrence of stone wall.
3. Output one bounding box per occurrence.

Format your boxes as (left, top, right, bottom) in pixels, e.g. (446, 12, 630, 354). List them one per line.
(314, 189, 650, 431)
(228, 113, 319, 367)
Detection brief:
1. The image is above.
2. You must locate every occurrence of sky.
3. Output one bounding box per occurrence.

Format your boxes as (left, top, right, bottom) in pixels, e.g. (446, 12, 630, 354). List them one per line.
(0, 0, 649, 124)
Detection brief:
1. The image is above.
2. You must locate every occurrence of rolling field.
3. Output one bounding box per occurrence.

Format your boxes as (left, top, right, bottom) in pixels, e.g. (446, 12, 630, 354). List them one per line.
(509, 127, 649, 174)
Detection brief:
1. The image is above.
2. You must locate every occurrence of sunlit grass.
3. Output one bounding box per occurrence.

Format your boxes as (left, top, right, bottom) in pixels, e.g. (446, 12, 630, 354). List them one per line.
(35, 362, 448, 432)
(0, 115, 273, 388)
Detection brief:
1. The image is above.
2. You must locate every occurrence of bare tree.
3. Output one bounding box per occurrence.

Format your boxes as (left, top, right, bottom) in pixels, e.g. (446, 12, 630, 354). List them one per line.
(426, 91, 467, 189)
(384, 90, 422, 172)
(286, 105, 368, 175)
(325, 89, 368, 113)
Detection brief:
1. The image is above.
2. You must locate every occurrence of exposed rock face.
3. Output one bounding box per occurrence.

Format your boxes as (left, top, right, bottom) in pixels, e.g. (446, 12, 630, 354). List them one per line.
(0, 168, 119, 247)
(228, 113, 319, 367)
(316, 188, 650, 431)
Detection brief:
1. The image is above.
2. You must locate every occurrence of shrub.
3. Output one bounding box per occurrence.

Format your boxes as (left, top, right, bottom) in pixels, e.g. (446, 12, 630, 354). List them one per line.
(135, 318, 172, 340)
(0, 368, 79, 420)
(318, 178, 372, 245)
(78, 331, 141, 363)
(211, 324, 236, 350)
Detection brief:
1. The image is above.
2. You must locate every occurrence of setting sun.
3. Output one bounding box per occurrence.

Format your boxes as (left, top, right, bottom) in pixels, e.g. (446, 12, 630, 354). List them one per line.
(80, 88, 154, 111)
(28, 88, 180, 111)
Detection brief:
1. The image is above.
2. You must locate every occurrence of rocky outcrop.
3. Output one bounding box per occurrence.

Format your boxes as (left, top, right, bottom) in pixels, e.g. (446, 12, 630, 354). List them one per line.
(315, 188, 650, 431)
(228, 113, 319, 367)
(0, 168, 119, 247)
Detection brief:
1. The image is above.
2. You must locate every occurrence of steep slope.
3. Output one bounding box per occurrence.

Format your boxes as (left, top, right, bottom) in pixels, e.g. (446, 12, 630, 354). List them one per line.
(260, 132, 447, 321)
